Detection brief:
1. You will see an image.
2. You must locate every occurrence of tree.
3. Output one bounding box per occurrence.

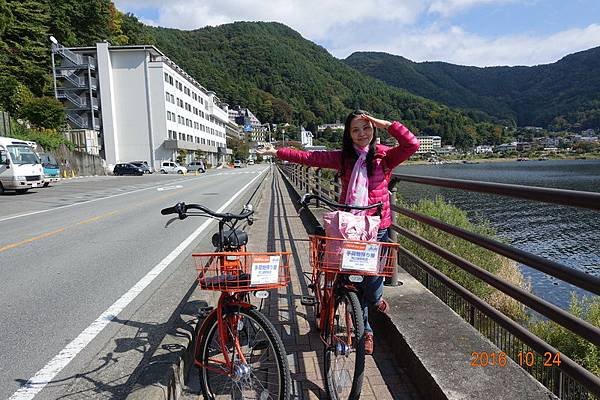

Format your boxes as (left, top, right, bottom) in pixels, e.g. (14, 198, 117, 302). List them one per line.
(3, 0, 51, 95)
(0, 75, 33, 115)
(21, 96, 65, 129)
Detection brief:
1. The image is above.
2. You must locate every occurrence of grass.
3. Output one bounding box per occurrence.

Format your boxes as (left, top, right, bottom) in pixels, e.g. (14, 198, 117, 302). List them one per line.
(396, 195, 529, 322)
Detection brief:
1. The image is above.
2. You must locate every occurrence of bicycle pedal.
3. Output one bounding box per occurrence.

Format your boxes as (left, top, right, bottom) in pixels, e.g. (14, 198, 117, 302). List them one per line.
(301, 296, 317, 306)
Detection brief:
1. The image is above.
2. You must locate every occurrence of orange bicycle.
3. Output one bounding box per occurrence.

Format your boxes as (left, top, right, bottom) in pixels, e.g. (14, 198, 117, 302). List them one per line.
(161, 202, 292, 400)
(299, 194, 399, 400)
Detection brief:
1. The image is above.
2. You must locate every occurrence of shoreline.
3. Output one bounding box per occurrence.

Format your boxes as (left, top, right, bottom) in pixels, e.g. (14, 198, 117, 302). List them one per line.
(404, 154, 600, 165)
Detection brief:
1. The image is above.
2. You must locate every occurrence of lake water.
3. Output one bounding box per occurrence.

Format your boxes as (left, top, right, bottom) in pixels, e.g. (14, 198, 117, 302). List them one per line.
(394, 159, 600, 309)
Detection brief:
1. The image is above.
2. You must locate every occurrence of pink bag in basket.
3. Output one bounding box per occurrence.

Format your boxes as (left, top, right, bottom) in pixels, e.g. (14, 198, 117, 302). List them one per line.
(322, 211, 381, 269)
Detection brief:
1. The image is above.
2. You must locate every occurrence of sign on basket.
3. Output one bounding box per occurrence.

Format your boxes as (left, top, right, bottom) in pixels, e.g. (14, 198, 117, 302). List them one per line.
(251, 255, 281, 286)
(341, 242, 381, 272)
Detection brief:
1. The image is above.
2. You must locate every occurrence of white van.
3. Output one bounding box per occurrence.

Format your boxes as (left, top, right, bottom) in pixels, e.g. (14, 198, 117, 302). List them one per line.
(159, 161, 187, 174)
(0, 137, 44, 194)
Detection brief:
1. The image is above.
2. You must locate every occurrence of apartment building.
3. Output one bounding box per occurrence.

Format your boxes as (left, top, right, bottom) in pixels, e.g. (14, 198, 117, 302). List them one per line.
(228, 106, 265, 143)
(415, 135, 442, 153)
(52, 41, 230, 168)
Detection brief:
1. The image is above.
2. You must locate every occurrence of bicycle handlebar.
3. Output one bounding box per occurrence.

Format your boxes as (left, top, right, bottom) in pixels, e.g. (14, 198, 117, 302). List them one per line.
(161, 202, 254, 222)
(300, 193, 383, 213)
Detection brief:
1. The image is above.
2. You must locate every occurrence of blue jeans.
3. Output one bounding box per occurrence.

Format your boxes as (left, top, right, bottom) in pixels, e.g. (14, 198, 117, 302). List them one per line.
(360, 228, 389, 333)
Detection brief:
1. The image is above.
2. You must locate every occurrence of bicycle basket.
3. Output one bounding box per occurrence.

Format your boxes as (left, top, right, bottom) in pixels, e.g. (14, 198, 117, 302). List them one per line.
(192, 252, 291, 292)
(309, 235, 399, 277)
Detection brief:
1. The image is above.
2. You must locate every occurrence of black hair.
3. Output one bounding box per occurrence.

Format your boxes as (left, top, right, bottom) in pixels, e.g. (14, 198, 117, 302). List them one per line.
(340, 109, 378, 176)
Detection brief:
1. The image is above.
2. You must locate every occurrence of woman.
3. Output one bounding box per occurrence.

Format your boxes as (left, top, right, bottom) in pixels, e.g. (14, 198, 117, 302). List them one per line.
(259, 110, 420, 354)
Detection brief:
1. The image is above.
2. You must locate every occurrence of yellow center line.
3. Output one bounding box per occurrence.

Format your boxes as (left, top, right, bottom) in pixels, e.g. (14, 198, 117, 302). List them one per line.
(0, 182, 200, 254)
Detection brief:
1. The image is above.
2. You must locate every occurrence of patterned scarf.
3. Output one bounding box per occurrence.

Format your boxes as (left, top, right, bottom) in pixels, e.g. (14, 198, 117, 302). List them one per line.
(345, 145, 369, 215)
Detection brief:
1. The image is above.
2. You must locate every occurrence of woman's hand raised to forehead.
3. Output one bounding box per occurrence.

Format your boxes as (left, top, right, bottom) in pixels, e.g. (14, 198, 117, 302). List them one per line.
(358, 114, 392, 130)
(256, 143, 278, 156)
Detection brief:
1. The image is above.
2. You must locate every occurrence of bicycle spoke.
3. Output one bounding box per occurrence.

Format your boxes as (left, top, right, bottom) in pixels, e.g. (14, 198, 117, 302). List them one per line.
(200, 309, 289, 399)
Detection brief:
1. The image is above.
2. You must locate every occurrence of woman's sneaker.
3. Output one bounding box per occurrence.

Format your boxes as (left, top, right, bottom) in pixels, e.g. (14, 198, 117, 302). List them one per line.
(375, 299, 389, 314)
(364, 332, 374, 355)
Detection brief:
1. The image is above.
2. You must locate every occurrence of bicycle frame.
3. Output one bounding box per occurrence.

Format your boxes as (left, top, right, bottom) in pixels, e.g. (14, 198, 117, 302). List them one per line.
(193, 289, 254, 376)
(315, 270, 360, 346)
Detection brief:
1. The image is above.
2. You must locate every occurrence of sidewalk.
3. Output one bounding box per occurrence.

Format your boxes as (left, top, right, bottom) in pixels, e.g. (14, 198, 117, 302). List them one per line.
(222, 167, 421, 400)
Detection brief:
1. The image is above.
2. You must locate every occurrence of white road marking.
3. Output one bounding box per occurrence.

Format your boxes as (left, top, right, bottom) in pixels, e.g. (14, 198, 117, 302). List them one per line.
(156, 185, 183, 191)
(0, 177, 205, 223)
(8, 167, 268, 400)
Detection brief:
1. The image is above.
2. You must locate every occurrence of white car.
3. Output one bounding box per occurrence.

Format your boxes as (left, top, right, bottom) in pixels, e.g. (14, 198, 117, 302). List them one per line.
(160, 161, 187, 174)
(248, 160, 254, 165)
(233, 160, 243, 168)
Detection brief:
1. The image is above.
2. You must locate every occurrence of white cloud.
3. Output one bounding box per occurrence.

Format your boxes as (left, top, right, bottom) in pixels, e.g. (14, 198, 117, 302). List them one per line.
(113, 0, 600, 67)
(428, 0, 518, 17)
(331, 24, 600, 66)
(115, 0, 425, 39)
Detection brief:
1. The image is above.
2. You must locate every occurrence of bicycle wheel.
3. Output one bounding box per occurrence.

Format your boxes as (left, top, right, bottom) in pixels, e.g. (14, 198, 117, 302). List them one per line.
(198, 307, 291, 400)
(324, 291, 365, 400)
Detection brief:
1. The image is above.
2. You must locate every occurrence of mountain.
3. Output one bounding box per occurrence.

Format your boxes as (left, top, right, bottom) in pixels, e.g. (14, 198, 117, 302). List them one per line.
(344, 48, 600, 130)
(143, 21, 503, 146)
(1, 2, 507, 147)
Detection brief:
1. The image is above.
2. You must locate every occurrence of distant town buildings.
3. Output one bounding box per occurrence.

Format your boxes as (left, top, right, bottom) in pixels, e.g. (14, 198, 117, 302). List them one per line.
(227, 106, 266, 143)
(51, 41, 231, 168)
(415, 136, 442, 153)
(317, 123, 344, 132)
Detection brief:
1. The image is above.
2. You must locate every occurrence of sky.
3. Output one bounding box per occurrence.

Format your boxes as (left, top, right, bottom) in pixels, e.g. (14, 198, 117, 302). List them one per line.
(113, 0, 600, 67)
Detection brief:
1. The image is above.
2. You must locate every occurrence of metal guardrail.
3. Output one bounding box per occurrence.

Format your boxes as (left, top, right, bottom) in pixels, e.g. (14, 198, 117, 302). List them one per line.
(279, 162, 600, 399)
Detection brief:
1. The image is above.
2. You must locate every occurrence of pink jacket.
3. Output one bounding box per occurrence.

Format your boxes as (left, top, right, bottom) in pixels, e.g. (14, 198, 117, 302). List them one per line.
(277, 121, 420, 229)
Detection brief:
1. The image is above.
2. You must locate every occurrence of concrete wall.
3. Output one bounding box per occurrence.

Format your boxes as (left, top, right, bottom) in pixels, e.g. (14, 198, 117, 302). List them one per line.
(51, 144, 106, 176)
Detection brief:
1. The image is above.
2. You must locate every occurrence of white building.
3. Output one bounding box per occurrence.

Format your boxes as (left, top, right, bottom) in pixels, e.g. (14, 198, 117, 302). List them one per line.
(415, 136, 442, 153)
(317, 123, 344, 132)
(475, 145, 494, 154)
(228, 106, 265, 143)
(52, 42, 230, 169)
(300, 127, 313, 147)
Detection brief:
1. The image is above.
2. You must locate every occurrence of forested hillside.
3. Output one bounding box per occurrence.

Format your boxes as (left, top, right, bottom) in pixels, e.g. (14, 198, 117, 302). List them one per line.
(1, 1, 507, 148)
(345, 49, 600, 131)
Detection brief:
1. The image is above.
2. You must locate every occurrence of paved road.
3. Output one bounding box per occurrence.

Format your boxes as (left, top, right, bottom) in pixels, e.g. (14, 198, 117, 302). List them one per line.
(0, 166, 269, 399)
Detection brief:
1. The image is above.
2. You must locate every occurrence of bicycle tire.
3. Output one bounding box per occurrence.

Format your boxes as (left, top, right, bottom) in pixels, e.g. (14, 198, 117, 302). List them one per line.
(324, 291, 365, 400)
(198, 307, 291, 400)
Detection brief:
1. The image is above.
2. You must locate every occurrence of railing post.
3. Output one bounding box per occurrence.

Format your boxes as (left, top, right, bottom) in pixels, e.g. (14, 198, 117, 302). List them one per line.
(333, 174, 340, 203)
(302, 166, 307, 192)
(293, 164, 299, 186)
(315, 168, 321, 207)
(386, 182, 400, 286)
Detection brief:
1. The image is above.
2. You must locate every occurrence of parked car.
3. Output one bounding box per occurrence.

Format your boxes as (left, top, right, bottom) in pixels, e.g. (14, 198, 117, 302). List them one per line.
(130, 161, 153, 174)
(187, 160, 206, 173)
(248, 159, 255, 165)
(233, 160, 243, 168)
(38, 153, 61, 187)
(160, 161, 187, 174)
(129, 161, 152, 174)
(113, 163, 144, 176)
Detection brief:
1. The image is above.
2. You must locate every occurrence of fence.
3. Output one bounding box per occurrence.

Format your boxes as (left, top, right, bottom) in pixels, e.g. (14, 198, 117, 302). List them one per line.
(279, 162, 600, 399)
(0, 110, 13, 137)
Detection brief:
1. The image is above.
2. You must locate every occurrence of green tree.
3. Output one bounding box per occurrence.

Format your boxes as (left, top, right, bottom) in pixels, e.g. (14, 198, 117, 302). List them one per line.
(3, 0, 51, 95)
(21, 96, 65, 129)
(0, 75, 33, 116)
